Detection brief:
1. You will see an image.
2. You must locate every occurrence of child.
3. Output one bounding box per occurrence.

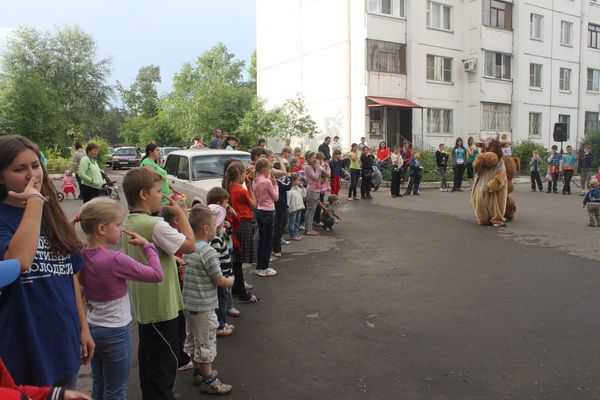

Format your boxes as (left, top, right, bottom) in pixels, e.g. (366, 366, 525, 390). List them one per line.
(329, 150, 343, 196)
(121, 167, 196, 399)
(595, 166, 600, 182)
(245, 146, 267, 185)
(0, 135, 93, 388)
(314, 153, 330, 225)
(272, 163, 292, 258)
(61, 170, 77, 200)
(579, 145, 595, 195)
(436, 144, 449, 192)
(530, 150, 544, 192)
(182, 206, 234, 394)
(291, 157, 302, 173)
(76, 198, 164, 399)
(404, 151, 424, 195)
(360, 146, 373, 199)
(294, 147, 304, 167)
(288, 173, 305, 240)
(582, 179, 600, 227)
(320, 194, 342, 231)
(304, 150, 321, 235)
(281, 147, 292, 164)
(562, 145, 577, 195)
(253, 159, 279, 276)
(390, 146, 404, 198)
(348, 143, 361, 201)
(547, 145, 561, 194)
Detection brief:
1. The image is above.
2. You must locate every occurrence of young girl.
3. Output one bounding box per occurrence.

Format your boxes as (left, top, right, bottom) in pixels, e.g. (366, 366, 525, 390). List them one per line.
(223, 161, 260, 303)
(466, 136, 479, 188)
(390, 146, 404, 198)
(294, 147, 304, 167)
(288, 174, 305, 240)
(452, 137, 467, 192)
(348, 143, 361, 200)
(61, 169, 77, 200)
(0, 135, 93, 388)
(303, 150, 321, 236)
(75, 197, 163, 400)
(253, 158, 279, 276)
(314, 152, 330, 225)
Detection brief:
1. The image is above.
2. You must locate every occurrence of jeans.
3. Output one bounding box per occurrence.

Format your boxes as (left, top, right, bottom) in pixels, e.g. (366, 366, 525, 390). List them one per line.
(391, 167, 403, 196)
(322, 219, 335, 229)
(314, 193, 325, 224)
(89, 323, 132, 400)
(376, 160, 389, 170)
(547, 172, 559, 192)
(562, 169, 574, 193)
(273, 206, 289, 253)
(75, 174, 83, 199)
(288, 210, 302, 238)
(256, 209, 275, 270)
(406, 175, 422, 194)
(348, 169, 360, 198)
(361, 171, 372, 197)
(531, 171, 543, 191)
(305, 190, 319, 231)
(216, 286, 228, 330)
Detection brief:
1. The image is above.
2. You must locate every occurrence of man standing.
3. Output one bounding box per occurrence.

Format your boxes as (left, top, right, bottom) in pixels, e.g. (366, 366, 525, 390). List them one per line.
(209, 128, 222, 149)
(283, 138, 291, 148)
(71, 141, 86, 200)
(318, 136, 331, 161)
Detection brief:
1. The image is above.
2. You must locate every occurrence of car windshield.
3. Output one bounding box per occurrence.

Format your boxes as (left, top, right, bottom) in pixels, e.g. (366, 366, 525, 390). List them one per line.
(191, 155, 250, 180)
(115, 149, 137, 156)
(163, 148, 178, 156)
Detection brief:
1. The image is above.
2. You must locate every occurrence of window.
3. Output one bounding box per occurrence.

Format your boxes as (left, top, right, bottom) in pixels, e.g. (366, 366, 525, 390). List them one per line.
(588, 68, 600, 92)
(561, 21, 573, 46)
(589, 23, 600, 49)
(482, 103, 511, 131)
(367, 39, 407, 74)
(529, 112, 542, 137)
(530, 14, 543, 40)
(559, 68, 571, 91)
(558, 114, 570, 140)
(427, 1, 452, 31)
(483, 51, 511, 80)
(585, 111, 599, 134)
(367, 0, 405, 18)
(426, 55, 452, 83)
(483, 0, 513, 30)
(427, 108, 453, 135)
(530, 63, 542, 88)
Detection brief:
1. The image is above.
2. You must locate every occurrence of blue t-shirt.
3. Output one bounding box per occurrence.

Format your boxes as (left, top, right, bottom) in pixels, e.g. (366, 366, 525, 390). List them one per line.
(0, 203, 84, 386)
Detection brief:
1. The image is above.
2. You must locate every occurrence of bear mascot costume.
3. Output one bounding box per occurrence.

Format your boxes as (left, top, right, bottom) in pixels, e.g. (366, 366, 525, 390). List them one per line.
(471, 134, 520, 226)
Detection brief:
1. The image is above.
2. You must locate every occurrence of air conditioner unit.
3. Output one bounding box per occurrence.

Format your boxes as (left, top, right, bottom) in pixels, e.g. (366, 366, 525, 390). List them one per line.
(463, 59, 477, 72)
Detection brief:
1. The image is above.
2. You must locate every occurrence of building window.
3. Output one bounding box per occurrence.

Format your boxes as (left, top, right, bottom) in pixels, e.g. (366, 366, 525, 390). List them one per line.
(483, 0, 512, 30)
(482, 103, 511, 131)
(529, 112, 542, 137)
(561, 21, 573, 46)
(559, 68, 571, 91)
(426, 55, 452, 83)
(529, 63, 542, 88)
(427, 1, 452, 31)
(483, 51, 511, 80)
(587, 68, 600, 92)
(585, 111, 599, 134)
(559, 114, 570, 140)
(427, 108, 453, 135)
(367, 39, 407, 74)
(589, 23, 600, 49)
(530, 14, 543, 40)
(367, 0, 405, 19)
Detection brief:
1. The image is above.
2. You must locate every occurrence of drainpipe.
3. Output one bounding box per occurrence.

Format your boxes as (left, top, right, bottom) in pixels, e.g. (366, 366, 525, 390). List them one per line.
(347, 0, 352, 149)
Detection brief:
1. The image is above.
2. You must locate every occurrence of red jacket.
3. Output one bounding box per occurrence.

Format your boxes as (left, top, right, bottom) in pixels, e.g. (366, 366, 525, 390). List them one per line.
(0, 358, 67, 400)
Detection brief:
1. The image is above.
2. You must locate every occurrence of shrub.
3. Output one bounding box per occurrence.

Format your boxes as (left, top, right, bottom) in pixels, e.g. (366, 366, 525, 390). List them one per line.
(578, 129, 600, 169)
(511, 140, 548, 174)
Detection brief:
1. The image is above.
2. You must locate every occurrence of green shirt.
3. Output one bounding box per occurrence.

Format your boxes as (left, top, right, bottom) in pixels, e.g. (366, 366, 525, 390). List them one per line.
(467, 146, 479, 163)
(79, 156, 103, 189)
(140, 158, 169, 204)
(349, 151, 360, 170)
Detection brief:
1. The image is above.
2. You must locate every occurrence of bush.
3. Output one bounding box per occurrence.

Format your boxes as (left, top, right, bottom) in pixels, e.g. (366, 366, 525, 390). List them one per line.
(578, 129, 600, 169)
(511, 140, 548, 174)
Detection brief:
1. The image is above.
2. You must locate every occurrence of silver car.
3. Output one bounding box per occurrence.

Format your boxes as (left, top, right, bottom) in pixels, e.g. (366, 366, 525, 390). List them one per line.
(164, 149, 251, 208)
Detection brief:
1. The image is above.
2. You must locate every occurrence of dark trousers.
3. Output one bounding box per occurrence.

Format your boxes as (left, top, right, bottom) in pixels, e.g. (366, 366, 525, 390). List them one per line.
(438, 167, 448, 189)
(176, 310, 190, 368)
(80, 183, 101, 203)
(562, 169, 574, 193)
(405, 175, 422, 194)
(216, 286, 228, 330)
(391, 168, 403, 196)
(256, 209, 275, 270)
(138, 318, 179, 400)
(272, 206, 289, 253)
(231, 262, 250, 300)
(348, 169, 360, 198)
(547, 172, 559, 192)
(453, 164, 466, 189)
(75, 174, 83, 199)
(531, 171, 543, 191)
(314, 193, 325, 223)
(361, 172, 372, 197)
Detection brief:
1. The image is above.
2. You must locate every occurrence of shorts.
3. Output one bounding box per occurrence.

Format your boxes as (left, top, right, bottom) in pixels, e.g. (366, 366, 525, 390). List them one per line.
(183, 310, 218, 363)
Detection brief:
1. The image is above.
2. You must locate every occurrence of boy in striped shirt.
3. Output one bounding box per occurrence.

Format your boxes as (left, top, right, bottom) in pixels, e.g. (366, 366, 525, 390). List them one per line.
(182, 206, 234, 395)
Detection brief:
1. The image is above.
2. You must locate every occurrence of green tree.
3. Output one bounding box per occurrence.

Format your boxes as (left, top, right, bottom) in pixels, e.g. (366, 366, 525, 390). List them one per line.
(117, 65, 161, 118)
(512, 140, 548, 173)
(236, 97, 281, 149)
(277, 94, 319, 142)
(578, 130, 600, 169)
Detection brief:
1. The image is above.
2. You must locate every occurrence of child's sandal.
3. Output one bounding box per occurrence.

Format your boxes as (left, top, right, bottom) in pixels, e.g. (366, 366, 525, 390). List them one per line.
(227, 308, 241, 317)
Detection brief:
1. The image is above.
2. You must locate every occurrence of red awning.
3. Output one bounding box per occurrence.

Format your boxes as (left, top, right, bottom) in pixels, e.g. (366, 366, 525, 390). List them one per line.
(366, 96, 424, 108)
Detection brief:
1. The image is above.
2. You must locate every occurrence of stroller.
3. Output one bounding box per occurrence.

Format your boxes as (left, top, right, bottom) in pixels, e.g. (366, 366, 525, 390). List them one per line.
(100, 170, 121, 201)
(341, 159, 382, 190)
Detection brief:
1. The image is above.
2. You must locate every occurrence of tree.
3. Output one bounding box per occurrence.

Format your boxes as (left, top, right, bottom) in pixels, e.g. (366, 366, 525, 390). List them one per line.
(117, 65, 161, 118)
(578, 129, 600, 170)
(236, 97, 281, 149)
(277, 94, 319, 142)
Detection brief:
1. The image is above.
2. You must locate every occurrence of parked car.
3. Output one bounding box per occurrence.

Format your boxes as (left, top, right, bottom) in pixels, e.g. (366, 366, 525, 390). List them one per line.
(164, 149, 251, 207)
(106, 147, 116, 167)
(112, 147, 142, 169)
(160, 147, 182, 167)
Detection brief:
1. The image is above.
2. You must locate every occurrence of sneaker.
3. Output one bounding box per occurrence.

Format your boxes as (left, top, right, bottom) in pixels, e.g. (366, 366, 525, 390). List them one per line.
(315, 222, 324, 227)
(323, 227, 331, 231)
(255, 268, 277, 277)
(367, 195, 373, 199)
(227, 308, 240, 317)
(216, 326, 234, 337)
(305, 230, 320, 236)
(272, 252, 282, 258)
(299, 225, 306, 230)
(200, 378, 232, 395)
(225, 323, 235, 331)
(290, 236, 303, 241)
(178, 360, 194, 371)
(237, 294, 260, 303)
(193, 370, 219, 386)
(440, 188, 444, 192)
(281, 239, 290, 245)
(414, 192, 419, 196)
(244, 282, 253, 290)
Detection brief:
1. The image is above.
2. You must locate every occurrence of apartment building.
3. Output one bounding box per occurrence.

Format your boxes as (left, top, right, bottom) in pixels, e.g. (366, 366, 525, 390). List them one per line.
(256, 0, 600, 150)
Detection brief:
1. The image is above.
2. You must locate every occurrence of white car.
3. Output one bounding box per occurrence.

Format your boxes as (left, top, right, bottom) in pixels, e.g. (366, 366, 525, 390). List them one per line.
(164, 149, 251, 208)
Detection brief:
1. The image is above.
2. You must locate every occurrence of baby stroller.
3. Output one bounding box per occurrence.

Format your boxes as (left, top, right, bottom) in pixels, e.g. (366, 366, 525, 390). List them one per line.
(100, 170, 121, 201)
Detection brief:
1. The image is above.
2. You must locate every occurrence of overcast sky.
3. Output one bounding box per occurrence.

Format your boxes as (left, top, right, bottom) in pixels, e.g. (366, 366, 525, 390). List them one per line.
(0, 0, 256, 101)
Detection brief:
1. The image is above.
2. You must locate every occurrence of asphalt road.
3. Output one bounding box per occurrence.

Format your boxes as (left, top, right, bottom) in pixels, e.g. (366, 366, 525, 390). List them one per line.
(55, 172, 600, 399)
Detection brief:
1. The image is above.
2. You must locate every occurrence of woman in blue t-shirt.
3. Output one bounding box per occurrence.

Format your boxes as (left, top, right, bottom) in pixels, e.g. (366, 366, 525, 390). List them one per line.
(451, 137, 467, 192)
(0, 135, 94, 388)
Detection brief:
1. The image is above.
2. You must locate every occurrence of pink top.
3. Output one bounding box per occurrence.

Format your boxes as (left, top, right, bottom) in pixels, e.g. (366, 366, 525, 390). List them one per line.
(320, 162, 331, 194)
(61, 175, 76, 189)
(304, 163, 321, 193)
(253, 173, 279, 211)
(79, 243, 163, 302)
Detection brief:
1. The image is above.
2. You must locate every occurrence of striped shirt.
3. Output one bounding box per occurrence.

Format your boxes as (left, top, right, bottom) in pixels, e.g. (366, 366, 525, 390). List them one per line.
(210, 228, 233, 277)
(182, 241, 222, 312)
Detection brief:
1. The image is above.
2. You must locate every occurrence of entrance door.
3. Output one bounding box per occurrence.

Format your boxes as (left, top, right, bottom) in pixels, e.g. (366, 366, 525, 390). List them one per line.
(386, 108, 412, 148)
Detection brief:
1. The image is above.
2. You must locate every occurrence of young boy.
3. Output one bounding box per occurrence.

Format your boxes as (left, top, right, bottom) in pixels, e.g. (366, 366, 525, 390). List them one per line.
(547, 145, 561, 194)
(272, 162, 292, 258)
(183, 206, 234, 394)
(582, 179, 600, 227)
(404, 151, 425, 195)
(562, 145, 577, 195)
(329, 150, 343, 196)
(320, 194, 342, 231)
(530, 150, 544, 192)
(121, 168, 196, 400)
(360, 146, 373, 199)
(435, 144, 449, 192)
(578, 145, 595, 195)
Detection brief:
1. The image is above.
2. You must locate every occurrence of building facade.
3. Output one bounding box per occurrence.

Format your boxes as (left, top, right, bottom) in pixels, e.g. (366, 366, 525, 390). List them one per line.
(257, 0, 600, 151)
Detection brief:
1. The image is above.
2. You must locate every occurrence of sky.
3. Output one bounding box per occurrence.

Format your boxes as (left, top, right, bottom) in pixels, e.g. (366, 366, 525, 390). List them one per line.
(0, 0, 256, 101)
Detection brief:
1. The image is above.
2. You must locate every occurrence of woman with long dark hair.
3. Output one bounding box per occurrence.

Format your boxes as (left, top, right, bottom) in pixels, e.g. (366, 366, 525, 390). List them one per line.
(451, 137, 467, 192)
(140, 143, 181, 205)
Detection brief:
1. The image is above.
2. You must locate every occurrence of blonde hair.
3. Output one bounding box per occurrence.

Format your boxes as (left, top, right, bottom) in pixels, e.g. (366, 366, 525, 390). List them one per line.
(188, 204, 215, 236)
(590, 179, 599, 189)
(75, 197, 122, 237)
(255, 158, 271, 174)
(159, 200, 187, 225)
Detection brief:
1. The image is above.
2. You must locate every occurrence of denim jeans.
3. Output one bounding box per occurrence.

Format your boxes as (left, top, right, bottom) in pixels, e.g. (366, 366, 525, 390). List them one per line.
(323, 219, 334, 229)
(89, 323, 132, 400)
(288, 210, 302, 238)
(216, 286, 228, 329)
(376, 160, 389, 170)
(256, 209, 275, 270)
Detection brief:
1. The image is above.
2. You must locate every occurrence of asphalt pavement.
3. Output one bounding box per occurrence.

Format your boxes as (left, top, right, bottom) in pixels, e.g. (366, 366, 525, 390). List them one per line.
(55, 172, 600, 399)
